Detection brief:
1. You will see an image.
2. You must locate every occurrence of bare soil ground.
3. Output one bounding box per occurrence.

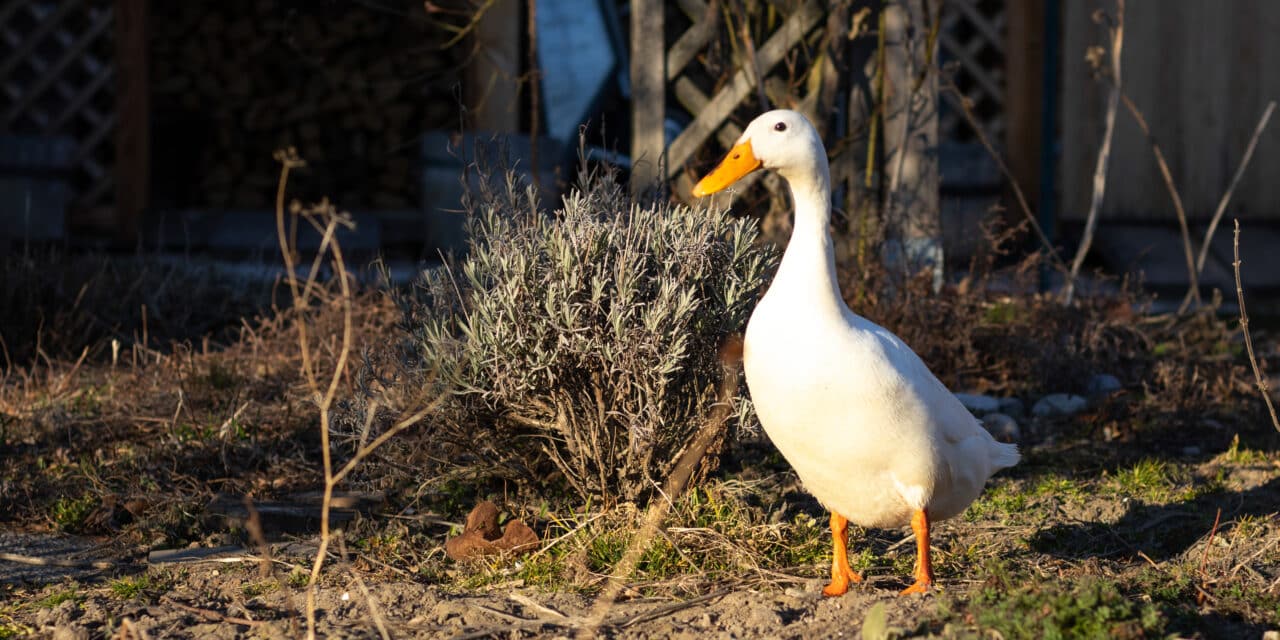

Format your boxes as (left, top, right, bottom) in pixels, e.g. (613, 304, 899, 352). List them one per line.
(2, 254, 1279, 639)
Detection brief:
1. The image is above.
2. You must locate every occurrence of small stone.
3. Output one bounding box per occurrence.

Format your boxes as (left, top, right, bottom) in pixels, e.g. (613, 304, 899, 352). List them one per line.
(1182, 446, 1201, 457)
(981, 413, 1021, 443)
(998, 397, 1025, 418)
(1086, 374, 1123, 397)
(1032, 393, 1088, 417)
(784, 587, 813, 600)
(954, 393, 1001, 415)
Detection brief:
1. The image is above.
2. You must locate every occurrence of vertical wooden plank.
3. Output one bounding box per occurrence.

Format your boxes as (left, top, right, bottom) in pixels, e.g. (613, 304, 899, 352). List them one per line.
(1004, 0, 1045, 225)
(629, 0, 664, 193)
(1062, 0, 1280, 222)
(882, 0, 941, 281)
(1059, 0, 1098, 221)
(466, 0, 520, 132)
(114, 0, 149, 245)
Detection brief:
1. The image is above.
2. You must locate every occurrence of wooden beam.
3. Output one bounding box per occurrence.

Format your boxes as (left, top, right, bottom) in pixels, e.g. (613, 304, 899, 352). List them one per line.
(630, 0, 665, 192)
(114, 0, 149, 245)
(665, 0, 824, 179)
(466, 0, 520, 132)
(1004, 0, 1046, 225)
(882, 0, 941, 281)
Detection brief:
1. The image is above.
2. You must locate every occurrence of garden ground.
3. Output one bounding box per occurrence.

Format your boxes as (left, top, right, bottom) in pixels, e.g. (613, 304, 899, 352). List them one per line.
(1, 252, 1278, 639)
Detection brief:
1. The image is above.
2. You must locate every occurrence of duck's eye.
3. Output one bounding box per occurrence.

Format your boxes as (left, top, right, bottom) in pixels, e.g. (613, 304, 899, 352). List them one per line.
(774, 122, 787, 132)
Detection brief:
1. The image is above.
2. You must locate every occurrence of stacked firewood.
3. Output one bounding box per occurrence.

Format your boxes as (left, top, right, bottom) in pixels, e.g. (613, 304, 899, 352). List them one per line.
(149, 0, 466, 210)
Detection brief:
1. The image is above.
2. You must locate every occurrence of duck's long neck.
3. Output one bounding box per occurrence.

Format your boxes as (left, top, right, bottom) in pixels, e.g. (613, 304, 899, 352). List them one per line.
(771, 163, 845, 314)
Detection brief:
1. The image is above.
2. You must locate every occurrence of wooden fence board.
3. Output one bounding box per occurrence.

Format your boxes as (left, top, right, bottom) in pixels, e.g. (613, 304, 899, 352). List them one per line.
(1062, 0, 1280, 221)
(630, 0, 666, 191)
(663, 0, 824, 179)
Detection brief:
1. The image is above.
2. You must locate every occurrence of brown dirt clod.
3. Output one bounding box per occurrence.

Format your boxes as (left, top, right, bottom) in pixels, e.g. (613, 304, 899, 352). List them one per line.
(444, 500, 540, 560)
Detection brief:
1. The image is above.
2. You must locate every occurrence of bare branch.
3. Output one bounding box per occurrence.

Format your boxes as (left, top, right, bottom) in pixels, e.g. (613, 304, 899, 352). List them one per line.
(1190, 101, 1276, 305)
(1065, 0, 1124, 305)
(1104, 88, 1199, 311)
(1231, 219, 1280, 433)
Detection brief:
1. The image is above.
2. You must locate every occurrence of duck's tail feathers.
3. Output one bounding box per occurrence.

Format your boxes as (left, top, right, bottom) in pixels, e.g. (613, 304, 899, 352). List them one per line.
(991, 442, 1020, 469)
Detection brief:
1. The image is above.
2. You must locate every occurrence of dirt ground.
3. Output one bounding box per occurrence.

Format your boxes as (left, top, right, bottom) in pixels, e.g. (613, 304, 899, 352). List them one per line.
(0, 528, 939, 639)
(3, 255, 1280, 639)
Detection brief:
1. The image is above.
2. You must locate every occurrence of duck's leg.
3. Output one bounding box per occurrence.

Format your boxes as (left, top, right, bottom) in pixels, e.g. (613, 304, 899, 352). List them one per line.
(821, 512, 863, 596)
(900, 509, 934, 595)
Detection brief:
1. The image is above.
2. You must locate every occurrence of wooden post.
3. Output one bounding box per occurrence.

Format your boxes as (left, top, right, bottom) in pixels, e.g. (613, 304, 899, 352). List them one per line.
(114, 0, 149, 246)
(467, 0, 521, 132)
(1005, 0, 1046, 228)
(882, 0, 941, 285)
(630, 0, 664, 193)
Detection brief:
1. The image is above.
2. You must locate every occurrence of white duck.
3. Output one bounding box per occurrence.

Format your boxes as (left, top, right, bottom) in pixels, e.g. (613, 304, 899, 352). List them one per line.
(692, 110, 1019, 596)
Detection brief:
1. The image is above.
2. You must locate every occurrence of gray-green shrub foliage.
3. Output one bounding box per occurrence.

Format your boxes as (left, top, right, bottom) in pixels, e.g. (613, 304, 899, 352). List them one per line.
(406, 160, 773, 502)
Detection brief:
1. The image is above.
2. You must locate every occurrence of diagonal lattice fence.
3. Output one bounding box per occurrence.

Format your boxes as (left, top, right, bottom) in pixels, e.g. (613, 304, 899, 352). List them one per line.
(0, 0, 117, 209)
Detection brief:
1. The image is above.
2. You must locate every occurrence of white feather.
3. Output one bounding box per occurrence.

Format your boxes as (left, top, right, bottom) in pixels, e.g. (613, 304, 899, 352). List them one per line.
(735, 110, 1020, 529)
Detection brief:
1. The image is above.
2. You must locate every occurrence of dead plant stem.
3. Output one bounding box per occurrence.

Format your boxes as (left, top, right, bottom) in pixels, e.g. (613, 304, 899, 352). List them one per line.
(1231, 219, 1280, 433)
(1188, 100, 1276, 310)
(1106, 87, 1199, 310)
(944, 82, 1062, 270)
(1065, 0, 1124, 305)
(580, 359, 740, 636)
(1196, 507, 1222, 605)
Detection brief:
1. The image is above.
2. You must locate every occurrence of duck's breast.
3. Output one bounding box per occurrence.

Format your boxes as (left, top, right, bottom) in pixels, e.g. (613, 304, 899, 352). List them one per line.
(744, 301, 1015, 527)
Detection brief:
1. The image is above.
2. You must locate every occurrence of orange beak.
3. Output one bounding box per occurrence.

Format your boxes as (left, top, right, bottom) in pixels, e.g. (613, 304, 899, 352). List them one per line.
(691, 140, 762, 197)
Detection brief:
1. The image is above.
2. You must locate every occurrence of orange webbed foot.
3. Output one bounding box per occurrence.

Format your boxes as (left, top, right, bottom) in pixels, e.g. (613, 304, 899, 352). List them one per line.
(821, 513, 863, 597)
(898, 578, 932, 596)
(821, 562, 863, 597)
(898, 509, 934, 597)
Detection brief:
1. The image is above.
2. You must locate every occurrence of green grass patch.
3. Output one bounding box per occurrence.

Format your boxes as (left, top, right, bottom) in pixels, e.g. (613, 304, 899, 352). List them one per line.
(940, 563, 1165, 639)
(1107, 459, 1184, 502)
(241, 580, 278, 598)
(1218, 434, 1272, 465)
(0, 621, 33, 640)
(108, 573, 167, 601)
(50, 493, 97, 532)
(964, 480, 1027, 522)
(33, 585, 82, 609)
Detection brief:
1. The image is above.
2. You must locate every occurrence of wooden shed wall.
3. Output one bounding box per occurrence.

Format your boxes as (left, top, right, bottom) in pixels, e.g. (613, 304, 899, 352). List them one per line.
(1061, 0, 1280, 221)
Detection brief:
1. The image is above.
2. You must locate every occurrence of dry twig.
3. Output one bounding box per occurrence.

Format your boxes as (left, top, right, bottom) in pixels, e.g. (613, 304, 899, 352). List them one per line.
(272, 147, 441, 639)
(273, 148, 355, 640)
(1186, 101, 1277, 311)
(942, 80, 1063, 271)
(1231, 220, 1280, 433)
(1103, 88, 1199, 309)
(579, 343, 743, 636)
(1195, 508, 1222, 605)
(1065, 1, 1124, 305)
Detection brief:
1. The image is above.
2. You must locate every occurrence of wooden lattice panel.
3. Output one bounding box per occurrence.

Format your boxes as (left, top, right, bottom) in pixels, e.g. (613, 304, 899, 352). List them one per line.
(630, 0, 827, 197)
(0, 0, 116, 208)
(938, 0, 1006, 143)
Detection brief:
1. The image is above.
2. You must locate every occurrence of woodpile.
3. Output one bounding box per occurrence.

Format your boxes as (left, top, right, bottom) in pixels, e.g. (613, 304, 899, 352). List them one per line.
(149, 1, 466, 210)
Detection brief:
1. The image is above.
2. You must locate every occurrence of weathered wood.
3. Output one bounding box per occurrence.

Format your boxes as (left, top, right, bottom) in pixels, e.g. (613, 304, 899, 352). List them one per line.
(115, 0, 149, 244)
(0, 1, 79, 83)
(467, 0, 520, 133)
(664, 0, 824, 179)
(1, 9, 113, 128)
(1063, 0, 1280, 221)
(937, 31, 1003, 106)
(1004, 0, 1046, 222)
(630, 0, 665, 192)
(666, 7, 717, 81)
(882, 0, 941, 254)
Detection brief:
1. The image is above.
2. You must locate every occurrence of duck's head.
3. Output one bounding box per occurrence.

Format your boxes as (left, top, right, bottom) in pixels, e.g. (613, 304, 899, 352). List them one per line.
(691, 109, 826, 197)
